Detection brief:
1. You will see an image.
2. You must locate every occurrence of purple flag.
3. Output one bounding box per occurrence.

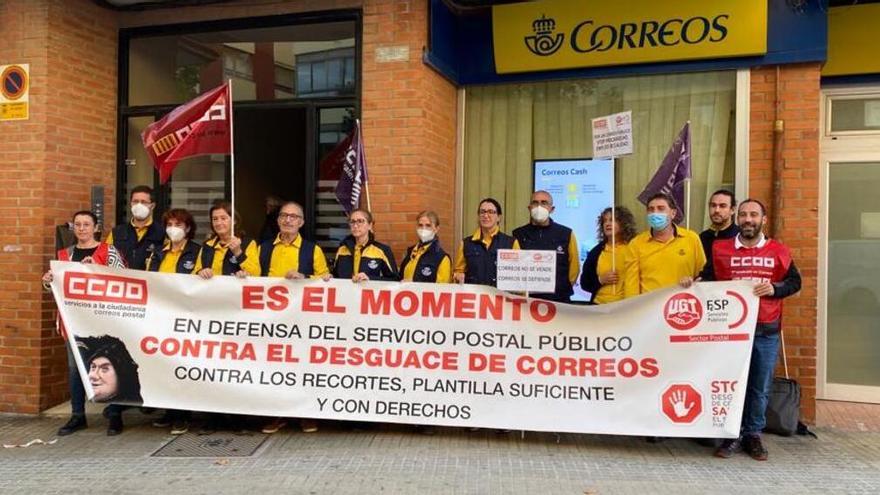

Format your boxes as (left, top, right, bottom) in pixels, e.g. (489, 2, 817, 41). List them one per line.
(637, 122, 691, 224)
(334, 120, 368, 215)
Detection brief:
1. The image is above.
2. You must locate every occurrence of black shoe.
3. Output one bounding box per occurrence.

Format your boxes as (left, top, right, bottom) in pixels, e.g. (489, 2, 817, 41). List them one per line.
(714, 438, 742, 459)
(57, 415, 87, 436)
(170, 420, 189, 435)
(107, 415, 123, 436)
(743, 434, 768, 461)
(152, 412, 173, 428)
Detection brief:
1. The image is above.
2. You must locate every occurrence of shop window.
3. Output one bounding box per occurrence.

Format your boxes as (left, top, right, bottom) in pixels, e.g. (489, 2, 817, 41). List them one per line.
(462, 71, 737, 237)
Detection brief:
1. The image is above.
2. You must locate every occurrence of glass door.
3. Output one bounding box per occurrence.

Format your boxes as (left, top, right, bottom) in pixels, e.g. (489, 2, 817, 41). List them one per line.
(824, 160, 880, 402)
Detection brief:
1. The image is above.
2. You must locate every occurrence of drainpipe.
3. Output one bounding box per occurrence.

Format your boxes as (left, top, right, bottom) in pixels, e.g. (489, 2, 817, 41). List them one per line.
(771, 65, 785, 238)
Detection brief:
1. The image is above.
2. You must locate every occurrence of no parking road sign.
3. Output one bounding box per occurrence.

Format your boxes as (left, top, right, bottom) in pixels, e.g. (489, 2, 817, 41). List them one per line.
(1, 64, 30, 121)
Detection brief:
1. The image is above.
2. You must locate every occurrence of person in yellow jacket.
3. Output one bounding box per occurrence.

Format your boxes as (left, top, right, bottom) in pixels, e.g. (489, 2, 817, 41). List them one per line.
(453, 198, 519, 286)
(400, 210, 452, 284)
(580, 206, 638, 304)
(624, 193, 706, 298)
(194, 201, 257, 279)
(146, 208, 200, 436)
(240, 201, 329, 435)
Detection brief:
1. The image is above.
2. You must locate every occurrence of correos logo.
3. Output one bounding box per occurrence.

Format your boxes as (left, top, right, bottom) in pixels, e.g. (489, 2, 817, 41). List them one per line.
(664, 293, 703, 331)
(524, 15, 565, 56)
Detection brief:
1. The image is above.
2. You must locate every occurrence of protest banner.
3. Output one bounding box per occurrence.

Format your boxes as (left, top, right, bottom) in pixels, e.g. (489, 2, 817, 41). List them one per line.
(50, 261, 757, 438)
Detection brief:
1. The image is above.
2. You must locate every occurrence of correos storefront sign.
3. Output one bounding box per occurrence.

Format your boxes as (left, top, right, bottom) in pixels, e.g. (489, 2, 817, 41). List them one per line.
(492, 0, 767, 74)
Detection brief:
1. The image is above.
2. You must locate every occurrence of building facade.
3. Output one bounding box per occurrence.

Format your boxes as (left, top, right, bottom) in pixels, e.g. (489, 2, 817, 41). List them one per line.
(0, 0, 875, 422)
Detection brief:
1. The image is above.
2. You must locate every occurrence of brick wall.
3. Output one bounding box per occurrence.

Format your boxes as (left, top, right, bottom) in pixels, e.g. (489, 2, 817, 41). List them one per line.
(361, 0, 458, 256)
(749, 64, 820, 423)
(0, 0, 117, 413)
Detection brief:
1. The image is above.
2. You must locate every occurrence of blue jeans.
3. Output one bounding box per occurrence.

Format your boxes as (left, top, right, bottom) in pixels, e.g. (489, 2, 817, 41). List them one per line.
(66, 344, 86, 416)
(741, 331, 780, 436)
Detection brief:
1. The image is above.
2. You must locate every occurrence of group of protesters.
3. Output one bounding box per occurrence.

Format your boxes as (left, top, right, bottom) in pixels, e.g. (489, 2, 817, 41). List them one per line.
(43, 184, 800, 462)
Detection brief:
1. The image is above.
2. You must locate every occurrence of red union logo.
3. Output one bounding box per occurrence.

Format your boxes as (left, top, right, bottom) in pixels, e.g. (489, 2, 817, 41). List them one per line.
(664, 293, 703, 330)
(500, 252, 519, 260)
(661, 383, 703, 424)
(64, 272, 148, 305)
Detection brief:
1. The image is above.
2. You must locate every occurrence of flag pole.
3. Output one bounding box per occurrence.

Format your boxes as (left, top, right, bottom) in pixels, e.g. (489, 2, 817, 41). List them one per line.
(684, 120, 691, 230)
(358, 119, 372, 212)
(611, 156, 616, 273)
(228, 79, 236, 221)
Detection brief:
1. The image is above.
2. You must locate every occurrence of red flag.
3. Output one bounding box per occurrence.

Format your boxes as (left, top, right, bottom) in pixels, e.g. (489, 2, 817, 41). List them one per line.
(141, 83, 231, 184)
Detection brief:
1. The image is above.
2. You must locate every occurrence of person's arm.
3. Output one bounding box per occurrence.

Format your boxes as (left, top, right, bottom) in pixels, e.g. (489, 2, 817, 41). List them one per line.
(511, 239, 520, 250)
(580, 243, 602, 295)
(771, 261, 802, 298)
(311, 246, 331, 279)
(453, 241, 466, 275)
(240, 243, 261, 276)
(693, 233, 707, 277)
(193, 247, 204, 273)
(567, 232, 580, 285)
(436, 255, 453, 283)
(376, 245, 399, 281)
(623, 243, 640, 299)
(104, 230, 114, 245)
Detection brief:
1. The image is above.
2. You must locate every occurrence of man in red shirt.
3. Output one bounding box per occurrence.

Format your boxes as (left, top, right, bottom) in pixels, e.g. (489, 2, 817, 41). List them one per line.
(684, 199, 801, 461)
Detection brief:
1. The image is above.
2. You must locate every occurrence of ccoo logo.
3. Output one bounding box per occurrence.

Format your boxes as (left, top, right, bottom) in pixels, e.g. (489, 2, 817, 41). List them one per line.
(663, 293, 703, 331)
(524, 15, 564, 56)
(64, 272, 148, 305)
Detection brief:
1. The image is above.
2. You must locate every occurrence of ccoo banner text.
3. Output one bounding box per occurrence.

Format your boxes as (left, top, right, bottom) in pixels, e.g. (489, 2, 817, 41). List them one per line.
(50, 261, 758, 438)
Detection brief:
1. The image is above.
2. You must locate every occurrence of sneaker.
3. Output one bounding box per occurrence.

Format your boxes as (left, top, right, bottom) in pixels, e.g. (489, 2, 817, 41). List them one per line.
(170, 420, 189, 435)
(107, 415, 123, 436)
(57, 415, 87, 436)
(300, 419, 319, 433)
(743, 434, 768, 461)
(714, 438, 742, 459)
(261, 418, 287, 434)
(152, 412, 173, 428)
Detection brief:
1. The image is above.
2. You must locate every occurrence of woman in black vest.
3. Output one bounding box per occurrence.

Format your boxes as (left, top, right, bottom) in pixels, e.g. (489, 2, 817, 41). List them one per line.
(194, 201, 257, 279)
(400, 210, 452, 283)
(453, 198, 519, 286)
(146, 208, 200, 435)
(333, 209, 399, 282)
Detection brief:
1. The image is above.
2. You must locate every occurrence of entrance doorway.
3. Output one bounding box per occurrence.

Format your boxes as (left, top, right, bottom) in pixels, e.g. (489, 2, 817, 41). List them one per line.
(819, 88, 880, 403)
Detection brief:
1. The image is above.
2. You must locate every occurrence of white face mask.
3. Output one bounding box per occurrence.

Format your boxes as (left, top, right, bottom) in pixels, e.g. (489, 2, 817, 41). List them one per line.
(417, 228, 435, 243)
(131, 203, 151, 220)
(166, 226, 186, 242)
(530, 205, 550, 223)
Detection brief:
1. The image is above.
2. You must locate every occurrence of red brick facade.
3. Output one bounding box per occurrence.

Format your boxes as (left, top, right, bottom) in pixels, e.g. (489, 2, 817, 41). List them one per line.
(749, 64, 821, 423)
(1, 0, 820, 424)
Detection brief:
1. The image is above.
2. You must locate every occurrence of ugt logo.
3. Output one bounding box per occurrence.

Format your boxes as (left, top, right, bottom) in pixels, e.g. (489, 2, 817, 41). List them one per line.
(524, 15, 564, 56)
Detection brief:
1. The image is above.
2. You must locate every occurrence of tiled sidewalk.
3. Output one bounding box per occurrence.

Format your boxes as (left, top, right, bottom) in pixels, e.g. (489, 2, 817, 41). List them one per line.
(0, 401, 877, 494)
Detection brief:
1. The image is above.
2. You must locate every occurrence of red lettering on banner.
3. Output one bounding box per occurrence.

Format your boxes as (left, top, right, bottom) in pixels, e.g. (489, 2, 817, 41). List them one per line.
(358, 289, 556, 323)
(309, 345, 459, 371)
(302, 287, 345, 313)
(242, 285, 289, 310)
(140, 337, 256, 360)
(515, 355, 660, 377)
(467, 353, 506, 373)
(266, 344, 299, 363)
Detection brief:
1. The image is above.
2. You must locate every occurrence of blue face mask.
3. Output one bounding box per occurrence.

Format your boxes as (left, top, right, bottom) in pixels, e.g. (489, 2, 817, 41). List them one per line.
(647, 212, 670, 230)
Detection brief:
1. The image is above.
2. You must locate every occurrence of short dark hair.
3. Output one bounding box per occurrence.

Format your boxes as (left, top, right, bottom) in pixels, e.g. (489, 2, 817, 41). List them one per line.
(478, 198, 502, 216)
(710, 189, 737, 207)
(162, 208, 197, 240)
(739, 198, 767, 216)
(646, 192, 677, 210)
(71, 210, 98, 225)
(129, 185, 154, 202)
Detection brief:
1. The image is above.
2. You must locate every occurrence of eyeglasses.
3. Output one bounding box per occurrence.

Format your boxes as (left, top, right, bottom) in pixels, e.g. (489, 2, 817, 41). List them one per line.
(279, 213, 303, 221)
(348, 218, 368, 225)
(478, 209, 498, 216)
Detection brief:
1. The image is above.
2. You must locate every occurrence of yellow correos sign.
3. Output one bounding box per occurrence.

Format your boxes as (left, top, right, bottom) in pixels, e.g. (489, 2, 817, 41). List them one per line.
(492, 0, 767, 74)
